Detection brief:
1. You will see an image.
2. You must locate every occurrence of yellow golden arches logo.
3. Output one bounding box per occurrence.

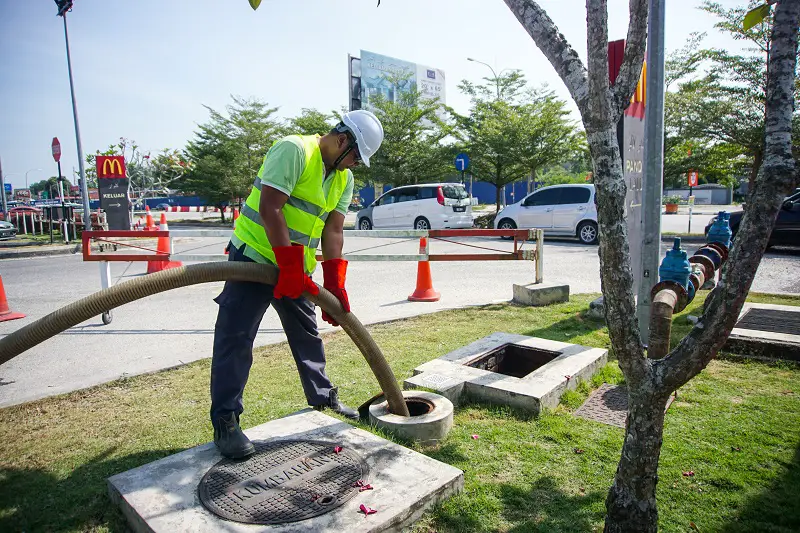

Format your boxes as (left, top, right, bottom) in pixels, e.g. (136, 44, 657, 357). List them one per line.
(96, 156, 126, 178)
(102, 158, 122, 176)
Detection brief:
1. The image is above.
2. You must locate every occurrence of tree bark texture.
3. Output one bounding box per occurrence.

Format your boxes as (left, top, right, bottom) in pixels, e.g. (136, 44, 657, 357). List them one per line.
(502, 1, 798, 532)
(604, 390, 670, 533)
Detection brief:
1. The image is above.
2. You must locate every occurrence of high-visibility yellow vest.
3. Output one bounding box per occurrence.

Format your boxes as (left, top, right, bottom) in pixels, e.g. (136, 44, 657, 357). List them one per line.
(232, 135, 348, 273)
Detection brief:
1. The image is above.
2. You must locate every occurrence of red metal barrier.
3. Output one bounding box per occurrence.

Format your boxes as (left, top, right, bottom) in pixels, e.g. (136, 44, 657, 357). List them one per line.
(82, 230, 170, 262)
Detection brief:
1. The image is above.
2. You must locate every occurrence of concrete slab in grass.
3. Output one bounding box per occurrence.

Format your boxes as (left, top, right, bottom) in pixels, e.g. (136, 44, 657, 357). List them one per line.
(108, 409, 463, 533)
(512, 282, 569, 307)
(724, 303, 800, 362)
(405, 332, 607, 414)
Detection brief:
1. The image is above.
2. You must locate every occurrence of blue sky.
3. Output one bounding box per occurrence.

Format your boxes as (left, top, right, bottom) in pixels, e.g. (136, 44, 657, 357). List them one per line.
(1, 0, 745, 190)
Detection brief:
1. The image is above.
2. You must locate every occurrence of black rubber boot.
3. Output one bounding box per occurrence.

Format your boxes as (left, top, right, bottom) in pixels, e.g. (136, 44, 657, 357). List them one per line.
(314, 387, 359, 420)
(213, 412, 255, 459)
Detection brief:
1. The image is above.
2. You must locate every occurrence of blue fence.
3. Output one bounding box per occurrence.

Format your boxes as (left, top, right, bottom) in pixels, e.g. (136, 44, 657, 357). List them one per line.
(87, 183, 534, 212)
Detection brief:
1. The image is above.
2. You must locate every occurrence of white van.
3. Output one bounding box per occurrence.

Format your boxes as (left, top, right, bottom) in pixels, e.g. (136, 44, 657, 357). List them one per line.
(356, 183, 473, 230)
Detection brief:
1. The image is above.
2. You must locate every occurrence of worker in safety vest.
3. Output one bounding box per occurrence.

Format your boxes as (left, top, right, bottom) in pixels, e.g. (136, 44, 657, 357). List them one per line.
(211, 110, 384, 459)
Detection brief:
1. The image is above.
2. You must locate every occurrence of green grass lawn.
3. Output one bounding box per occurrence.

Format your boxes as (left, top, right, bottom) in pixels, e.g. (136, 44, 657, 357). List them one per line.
(0, 293, 798, 532)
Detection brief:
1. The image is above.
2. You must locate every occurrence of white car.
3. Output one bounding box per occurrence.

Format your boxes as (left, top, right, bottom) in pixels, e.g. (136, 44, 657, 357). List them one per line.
(356, 183, 473, 230)
(494, 184, 599, 244)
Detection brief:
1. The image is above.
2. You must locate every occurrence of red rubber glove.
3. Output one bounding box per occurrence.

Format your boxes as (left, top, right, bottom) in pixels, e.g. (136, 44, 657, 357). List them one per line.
(273, 244, 319, 299)
(321, 258, 350, 326)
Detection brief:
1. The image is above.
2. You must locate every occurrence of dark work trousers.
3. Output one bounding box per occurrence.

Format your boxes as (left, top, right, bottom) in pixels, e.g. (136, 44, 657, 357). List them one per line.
(210, 243, 333, 425)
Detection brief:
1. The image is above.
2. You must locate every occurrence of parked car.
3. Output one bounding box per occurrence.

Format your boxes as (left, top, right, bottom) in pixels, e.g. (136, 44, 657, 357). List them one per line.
(0, 220, 17, 240)
(494, 184, 599, 244)
(356, 183, 473, 230)
(155, 203, 172, 211)
(705, 190, 800, 248)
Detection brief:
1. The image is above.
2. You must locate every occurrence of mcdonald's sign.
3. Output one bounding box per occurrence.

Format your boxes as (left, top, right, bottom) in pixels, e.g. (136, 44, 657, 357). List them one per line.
(96, 156, 126, 179)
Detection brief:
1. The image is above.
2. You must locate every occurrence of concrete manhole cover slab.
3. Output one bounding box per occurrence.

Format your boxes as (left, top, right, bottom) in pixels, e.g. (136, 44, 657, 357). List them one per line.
(198, 439, 368, 525)
(574, 384, 629, 428)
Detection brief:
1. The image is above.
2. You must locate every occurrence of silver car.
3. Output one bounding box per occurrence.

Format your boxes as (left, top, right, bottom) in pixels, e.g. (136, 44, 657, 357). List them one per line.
(356, 183, 473, 230)
(494, 184, 598, 244)
(0, 220, 17, 240)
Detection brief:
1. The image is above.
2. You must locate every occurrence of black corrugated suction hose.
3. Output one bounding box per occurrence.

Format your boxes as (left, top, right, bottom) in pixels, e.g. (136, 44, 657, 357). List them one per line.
(0, 262, 410, 417)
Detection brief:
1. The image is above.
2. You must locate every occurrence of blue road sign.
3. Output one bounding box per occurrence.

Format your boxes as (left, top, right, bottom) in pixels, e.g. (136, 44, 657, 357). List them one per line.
(3, 183, 11, 193)
(455, 153, 470, 172)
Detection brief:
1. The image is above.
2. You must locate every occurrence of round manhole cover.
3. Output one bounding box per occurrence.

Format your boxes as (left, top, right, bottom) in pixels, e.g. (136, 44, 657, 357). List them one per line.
(198, 439, 369, 525)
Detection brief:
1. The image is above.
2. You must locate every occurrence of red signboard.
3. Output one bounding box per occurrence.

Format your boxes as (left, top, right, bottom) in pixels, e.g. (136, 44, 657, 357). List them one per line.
(96, 155, 126, 178)
(688, 170, 699, 187)
(52, 137, 62, 163)
(70, 185, 80, 193)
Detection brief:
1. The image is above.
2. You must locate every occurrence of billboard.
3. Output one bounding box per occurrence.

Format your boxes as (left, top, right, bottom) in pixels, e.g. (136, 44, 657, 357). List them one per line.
(359, 50, 446, 110)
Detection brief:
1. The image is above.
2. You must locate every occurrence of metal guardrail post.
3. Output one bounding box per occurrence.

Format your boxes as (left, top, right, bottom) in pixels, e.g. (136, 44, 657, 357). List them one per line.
(536, 229, 544, 284)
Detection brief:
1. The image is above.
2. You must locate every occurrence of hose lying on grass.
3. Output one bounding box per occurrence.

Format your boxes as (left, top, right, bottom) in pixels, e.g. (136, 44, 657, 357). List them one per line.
(0, 261, 410, 417)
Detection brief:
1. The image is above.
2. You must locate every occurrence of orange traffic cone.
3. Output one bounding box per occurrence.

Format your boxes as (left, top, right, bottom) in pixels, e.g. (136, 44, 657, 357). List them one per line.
(0, 275, 25, 322)
(145, 206, 154, 230)
(147, 217, 182, 274)
(408, 237, 440, 302)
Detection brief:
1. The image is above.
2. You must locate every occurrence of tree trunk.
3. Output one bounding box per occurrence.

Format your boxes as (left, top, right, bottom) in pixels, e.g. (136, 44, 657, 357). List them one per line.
(748, 146, 764, 198)
(495, 185, 502, 213)
(604, 389, 669, 533)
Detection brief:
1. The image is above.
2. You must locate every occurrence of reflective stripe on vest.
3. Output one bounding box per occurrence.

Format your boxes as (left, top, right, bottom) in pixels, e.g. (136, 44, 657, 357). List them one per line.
(232, 135, 348, 273)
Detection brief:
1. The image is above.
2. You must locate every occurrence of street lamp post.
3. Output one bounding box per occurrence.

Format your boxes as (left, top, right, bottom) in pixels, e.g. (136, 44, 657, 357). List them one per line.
(467, 57, 501, 99)
(25, 168, 42, 190)
(55, 0, 91, 231)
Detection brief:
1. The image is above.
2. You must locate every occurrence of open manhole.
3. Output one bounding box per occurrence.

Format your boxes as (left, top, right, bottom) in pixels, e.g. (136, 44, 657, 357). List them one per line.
(735, 309, 800, 335)
(465, 343, 561, 378)
(198, 439, 368, 525)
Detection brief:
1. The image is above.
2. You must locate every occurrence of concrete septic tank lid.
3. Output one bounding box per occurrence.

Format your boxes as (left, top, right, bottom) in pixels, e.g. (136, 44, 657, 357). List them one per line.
(108, 409, 463, 533)
(369, 390, 454, 447)
(198, 439, 369, 525)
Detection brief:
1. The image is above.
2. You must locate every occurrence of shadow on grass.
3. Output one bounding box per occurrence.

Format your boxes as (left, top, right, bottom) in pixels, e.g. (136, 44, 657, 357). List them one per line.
(433, 476, 605, 532)
(721, 443, 800, 533)
(0, 447, 181, 532)
(521, 309, 607, 346)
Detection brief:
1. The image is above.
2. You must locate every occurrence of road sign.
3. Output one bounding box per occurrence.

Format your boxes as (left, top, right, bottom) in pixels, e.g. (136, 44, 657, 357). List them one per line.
(3, 183, 11, 193)
(688, 170, 699, 187)
(96, 155, 126, 178)
(455, 153, 470, 172)
(52, 137, 62, 163)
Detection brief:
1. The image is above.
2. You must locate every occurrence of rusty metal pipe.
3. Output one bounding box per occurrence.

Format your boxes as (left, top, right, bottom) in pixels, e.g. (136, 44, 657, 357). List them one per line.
(648, 289, 678, 359)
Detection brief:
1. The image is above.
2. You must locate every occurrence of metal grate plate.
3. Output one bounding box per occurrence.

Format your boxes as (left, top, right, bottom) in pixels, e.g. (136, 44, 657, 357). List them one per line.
(198, 439, 368, 525)
(735, 309, 800, 335)
(574, 384, 629, 427)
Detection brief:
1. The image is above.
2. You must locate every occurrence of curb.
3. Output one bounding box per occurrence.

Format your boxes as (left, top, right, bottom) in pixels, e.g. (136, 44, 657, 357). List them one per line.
(0, 244, 101, 260)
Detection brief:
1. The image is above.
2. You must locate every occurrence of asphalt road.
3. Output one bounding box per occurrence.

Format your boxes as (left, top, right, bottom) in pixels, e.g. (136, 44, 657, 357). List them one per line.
(0, 230, 795, 408)
(164, 208, 733, 235)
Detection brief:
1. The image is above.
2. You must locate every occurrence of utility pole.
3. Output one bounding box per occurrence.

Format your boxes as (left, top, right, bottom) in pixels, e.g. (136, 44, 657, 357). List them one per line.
(56, 0, 91, 232)
(0, 157, 7, 215)
(636, 0, 666, 344)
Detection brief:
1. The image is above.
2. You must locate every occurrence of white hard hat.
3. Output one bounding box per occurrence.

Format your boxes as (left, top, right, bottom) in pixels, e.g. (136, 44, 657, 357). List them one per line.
(340, 110, 384, 167)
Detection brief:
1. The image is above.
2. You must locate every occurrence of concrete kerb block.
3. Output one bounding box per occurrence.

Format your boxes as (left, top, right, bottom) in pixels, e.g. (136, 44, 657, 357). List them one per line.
(512, 282, 569, 307)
